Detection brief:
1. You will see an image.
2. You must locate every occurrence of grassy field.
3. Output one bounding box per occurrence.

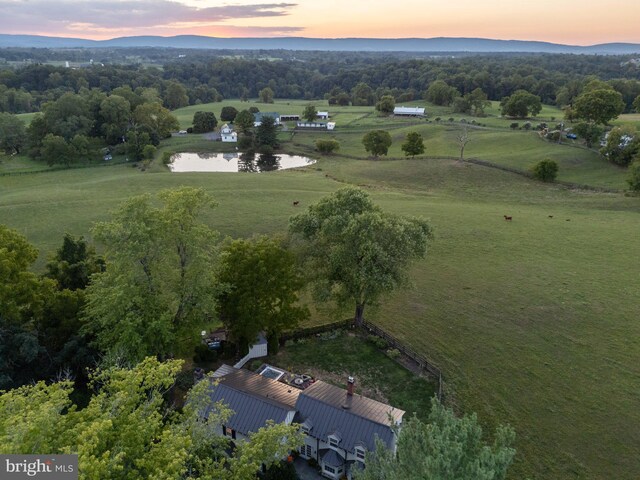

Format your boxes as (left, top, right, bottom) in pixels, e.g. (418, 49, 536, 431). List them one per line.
(1, 99, 639, 480)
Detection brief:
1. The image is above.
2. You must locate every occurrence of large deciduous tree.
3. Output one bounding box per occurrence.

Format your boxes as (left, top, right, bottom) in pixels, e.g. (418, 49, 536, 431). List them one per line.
(218, 236, 308, 355)
(164, 81, 189, 110)
(133, 102, 180, 140)
(220, 106, 239, 122)
(302, 104, 318, 122)
(259, 87, 274, 103)
(99, 95, 131, 145)
(354, 398, 516, 480)
(375, 95, 395, 115)
(0, 357, 304, 480)
(83, 187, 220, 361)
(0, 112, 26, 155)
(573, 88, 625, 125)
(289, 188, 432, 325)
(362, 130, 392, 157)
(500, 90, 542, 118)
(234, 110, 254, 134)
(425, 80, 459, 106)
(401, 131, 425, 157)
(192, 111, 218, 133)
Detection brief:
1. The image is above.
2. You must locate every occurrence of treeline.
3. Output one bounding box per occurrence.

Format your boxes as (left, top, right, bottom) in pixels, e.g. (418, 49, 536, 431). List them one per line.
(2, 53, 640, 114)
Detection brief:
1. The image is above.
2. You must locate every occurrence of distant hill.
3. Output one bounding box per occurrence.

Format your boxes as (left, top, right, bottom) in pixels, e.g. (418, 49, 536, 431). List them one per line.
(1, 34, 639, 54)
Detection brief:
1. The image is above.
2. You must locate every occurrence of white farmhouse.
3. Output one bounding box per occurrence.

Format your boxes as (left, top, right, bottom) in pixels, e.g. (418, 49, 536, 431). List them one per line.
(220, 124, 237, 143)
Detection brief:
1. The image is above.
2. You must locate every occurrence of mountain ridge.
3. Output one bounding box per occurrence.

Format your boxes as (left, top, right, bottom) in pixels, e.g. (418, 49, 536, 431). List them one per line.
(1, 34, 639, 54)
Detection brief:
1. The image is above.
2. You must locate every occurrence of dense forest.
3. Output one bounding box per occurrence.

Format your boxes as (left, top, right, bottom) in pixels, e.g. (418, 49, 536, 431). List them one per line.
(2, 49, 640, 114)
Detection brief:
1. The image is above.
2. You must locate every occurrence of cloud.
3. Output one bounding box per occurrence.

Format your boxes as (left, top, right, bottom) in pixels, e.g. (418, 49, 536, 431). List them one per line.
(0, 0, 299, 36)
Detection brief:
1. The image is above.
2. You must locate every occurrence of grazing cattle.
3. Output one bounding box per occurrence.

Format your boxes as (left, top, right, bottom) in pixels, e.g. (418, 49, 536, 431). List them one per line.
(503, 215, 512, 221)
(293, 201, 300, 206)
(566, 219, 571, 221)
(548, 215, 554, 218)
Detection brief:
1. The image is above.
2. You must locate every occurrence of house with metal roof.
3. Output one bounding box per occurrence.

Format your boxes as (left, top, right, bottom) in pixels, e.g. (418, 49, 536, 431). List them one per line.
(208, 367, 404, 479)
(393, 106, 426, 116)
(253, 112, 281, 127)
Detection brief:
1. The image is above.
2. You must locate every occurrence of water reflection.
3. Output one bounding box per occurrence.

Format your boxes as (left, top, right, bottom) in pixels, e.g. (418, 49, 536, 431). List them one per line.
(169, 152, 315, 172)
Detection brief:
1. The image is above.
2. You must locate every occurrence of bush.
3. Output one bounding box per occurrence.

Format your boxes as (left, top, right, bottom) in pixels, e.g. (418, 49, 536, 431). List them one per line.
(627, 160, 640, 192)
(368, 335, 388, 349)
(142, 144, 156, 160)
(249, 106, 260, 114)
(448, 117, 454, 122)
(193, 344, 217, 364)
(315, 139, 340, 154)
(532, 159, 559, 182)
(523, 122, 532, 130)
(510, 122, 519, 130)
(263, 461, 299, 480)
(162, 151, 173, 165)
(435, 117, 441, 122)
(386, 348, 401, 359)
(186, 127, 193, 134)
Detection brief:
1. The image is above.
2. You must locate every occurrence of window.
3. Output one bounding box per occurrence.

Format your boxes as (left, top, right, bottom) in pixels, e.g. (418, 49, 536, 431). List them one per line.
(301, 445, 312, 458)
(324, 465, 336, 474)
(223, 426, 236, 439)
(356, 448, 366, 461)
(329, 437, 339, 448)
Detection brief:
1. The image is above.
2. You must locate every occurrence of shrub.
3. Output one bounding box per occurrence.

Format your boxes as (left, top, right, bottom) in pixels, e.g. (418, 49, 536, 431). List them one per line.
(386, 348, 401, 359)
(448, 117, 454, 122)
(532, 159, 559, 182)
(142, 144, 156, 160)
(523, 122, 532, 130)
(510, 122, 519, 130)
(435, 117, 441, 122)
(162, 151, 173, 165)
(627, 160, 640, 192)
(193, 344, 217, 363)
(186, 127, 193, 134)
(368, 335, 388, 349)
(315, 139, 340, 154)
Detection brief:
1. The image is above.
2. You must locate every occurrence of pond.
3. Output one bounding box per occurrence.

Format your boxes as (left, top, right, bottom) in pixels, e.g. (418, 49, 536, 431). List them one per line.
(168, 152, 316, 172)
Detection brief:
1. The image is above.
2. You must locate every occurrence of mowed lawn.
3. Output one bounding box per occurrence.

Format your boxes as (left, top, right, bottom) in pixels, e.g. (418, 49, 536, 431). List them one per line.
(1, 100, 640, 480)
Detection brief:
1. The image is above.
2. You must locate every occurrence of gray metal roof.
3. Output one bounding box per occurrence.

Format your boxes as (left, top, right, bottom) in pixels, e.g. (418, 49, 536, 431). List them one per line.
(206, 382, 294, 436)
(320, 449, 344, 468)
(295, 381, 404, 452)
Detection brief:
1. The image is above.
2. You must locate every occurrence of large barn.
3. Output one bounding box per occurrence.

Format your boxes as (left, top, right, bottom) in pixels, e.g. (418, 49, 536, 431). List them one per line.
(393, 106, 425, 116)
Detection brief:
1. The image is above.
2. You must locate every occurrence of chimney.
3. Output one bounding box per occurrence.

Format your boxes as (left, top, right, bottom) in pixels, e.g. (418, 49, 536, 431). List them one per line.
(347, 376, 355, 396)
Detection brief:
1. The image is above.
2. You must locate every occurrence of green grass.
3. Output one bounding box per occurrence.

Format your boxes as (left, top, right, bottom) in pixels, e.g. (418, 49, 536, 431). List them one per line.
(16, 112, 37, 126)
(265, 331, 437, 421)
(1, 100, 639, 480)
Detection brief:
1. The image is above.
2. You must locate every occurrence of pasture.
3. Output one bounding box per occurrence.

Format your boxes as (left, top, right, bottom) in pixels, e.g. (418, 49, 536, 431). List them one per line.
(1, 99, 639, 480)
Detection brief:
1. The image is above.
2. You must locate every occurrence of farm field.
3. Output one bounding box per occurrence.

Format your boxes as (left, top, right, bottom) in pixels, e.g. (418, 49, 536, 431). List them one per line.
(1, 99, 639, 480)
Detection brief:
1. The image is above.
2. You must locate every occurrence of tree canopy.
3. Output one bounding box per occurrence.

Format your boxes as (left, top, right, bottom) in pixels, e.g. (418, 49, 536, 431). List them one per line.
(0, 357, 304, 480)
(83, 187, 220, 362)
(401, 131, 425, 157)
(573, 88, 625, 125)
(289, 188, 432, 325)
(425, 80, 459, 106)
(218, 236, 308, 354)
(375, 95, 395, 115)
(192, 111, 218, 133)
(0, 112, 26, 155)
(354, 398, 516, 480)
(362, 130, 392, 157)
(302, 104, 318, 122)
(500, 90, 542, 118)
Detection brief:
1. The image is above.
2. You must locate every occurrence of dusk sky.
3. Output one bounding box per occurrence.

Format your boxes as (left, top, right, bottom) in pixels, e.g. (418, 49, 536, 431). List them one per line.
(1, 0, 639, 44)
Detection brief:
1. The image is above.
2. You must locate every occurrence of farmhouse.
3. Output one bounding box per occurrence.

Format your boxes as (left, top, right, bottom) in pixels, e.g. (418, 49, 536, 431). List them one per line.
(253, 112, 281, 127)
(393, 106, 425, 116)
(220, 124, 237, 143)
(316, 111, 330, 120)
(207, 365, 404, 480)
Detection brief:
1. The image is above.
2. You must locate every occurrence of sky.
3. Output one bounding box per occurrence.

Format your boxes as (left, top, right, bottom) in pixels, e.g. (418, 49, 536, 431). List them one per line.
(1, 0, 639, 45)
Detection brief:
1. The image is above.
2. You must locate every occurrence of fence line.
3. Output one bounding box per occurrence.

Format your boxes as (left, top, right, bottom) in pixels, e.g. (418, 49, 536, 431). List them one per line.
(361, 320, 443, 402)
(281, 318, 444, 402)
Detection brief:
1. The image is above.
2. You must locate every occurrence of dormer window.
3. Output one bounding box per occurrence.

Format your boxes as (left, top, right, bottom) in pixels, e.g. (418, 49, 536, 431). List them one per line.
(329, 437, 339, 448)
(355, 446, 366, 461)
(328, 432, 341, 448)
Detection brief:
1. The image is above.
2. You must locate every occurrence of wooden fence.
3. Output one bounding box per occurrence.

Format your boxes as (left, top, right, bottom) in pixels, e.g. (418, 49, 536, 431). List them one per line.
(281, 318, 444, 402)
(361, 320, 443, 402)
